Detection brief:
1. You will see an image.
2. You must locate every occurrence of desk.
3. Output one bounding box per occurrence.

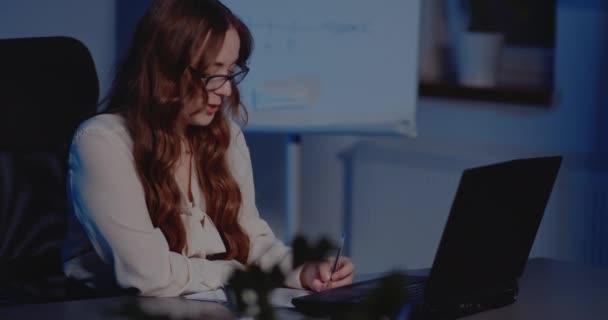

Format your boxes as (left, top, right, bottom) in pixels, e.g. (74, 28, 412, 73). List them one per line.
(1, 258, 607, 320)
(462, 258, 608, 320)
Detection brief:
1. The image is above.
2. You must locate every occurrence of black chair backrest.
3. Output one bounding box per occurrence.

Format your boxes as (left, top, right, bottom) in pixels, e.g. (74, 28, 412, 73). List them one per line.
(0, 36, 99, 150)
(0, 36, 99, 304)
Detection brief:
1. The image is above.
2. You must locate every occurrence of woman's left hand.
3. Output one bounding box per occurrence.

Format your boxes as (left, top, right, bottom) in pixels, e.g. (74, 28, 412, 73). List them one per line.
(300, 256, 355, 292)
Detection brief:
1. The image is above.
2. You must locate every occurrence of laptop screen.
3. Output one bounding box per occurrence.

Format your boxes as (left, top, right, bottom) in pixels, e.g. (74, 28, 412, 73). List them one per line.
(424, 156, 562, 304)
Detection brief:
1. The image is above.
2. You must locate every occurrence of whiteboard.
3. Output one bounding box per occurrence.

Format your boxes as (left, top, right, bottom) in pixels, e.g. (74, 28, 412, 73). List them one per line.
(223, 0, 421, 136)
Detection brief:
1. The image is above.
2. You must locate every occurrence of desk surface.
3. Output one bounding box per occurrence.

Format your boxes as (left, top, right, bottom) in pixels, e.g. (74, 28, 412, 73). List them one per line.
(463, 257, 608, 320)
(1, 258, 607, 320)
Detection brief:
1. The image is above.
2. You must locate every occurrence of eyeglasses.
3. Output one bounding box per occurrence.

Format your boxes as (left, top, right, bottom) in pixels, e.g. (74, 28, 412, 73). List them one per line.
(188, 65, 249, 91)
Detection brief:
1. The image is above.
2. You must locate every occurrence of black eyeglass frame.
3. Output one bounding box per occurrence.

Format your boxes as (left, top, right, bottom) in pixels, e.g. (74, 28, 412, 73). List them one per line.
(188, 65, 250, 91)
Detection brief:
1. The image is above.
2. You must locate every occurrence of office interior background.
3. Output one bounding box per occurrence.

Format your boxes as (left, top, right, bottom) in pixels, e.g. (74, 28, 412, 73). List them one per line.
(1, 0, 606, 275)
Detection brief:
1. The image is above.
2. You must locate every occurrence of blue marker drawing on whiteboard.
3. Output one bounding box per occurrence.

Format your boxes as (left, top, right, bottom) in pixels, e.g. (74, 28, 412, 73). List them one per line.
(252, 76, 321, 110)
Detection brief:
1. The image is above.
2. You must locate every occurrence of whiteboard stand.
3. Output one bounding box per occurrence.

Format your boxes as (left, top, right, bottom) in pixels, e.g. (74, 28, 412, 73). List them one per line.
(285, 134, 301, 243)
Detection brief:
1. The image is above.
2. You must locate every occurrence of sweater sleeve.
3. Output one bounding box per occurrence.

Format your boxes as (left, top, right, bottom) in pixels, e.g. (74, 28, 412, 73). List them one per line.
(68, 126, 243, 297)
(228, 125, 304, 289)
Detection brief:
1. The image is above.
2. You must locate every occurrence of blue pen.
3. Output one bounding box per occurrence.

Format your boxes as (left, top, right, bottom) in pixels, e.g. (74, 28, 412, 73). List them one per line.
(329, 233, 345, 282)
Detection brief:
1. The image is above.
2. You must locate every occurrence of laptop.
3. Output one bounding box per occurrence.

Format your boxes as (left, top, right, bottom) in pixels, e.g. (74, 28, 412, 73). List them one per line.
(292, 156, 562, 318)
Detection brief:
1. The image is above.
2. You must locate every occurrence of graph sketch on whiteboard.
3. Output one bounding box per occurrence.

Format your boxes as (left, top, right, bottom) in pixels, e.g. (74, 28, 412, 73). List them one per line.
(251, 76, 321, 110)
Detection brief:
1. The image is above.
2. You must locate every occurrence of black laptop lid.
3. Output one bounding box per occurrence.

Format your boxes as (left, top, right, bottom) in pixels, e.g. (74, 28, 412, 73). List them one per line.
(424, 156, 562, 304)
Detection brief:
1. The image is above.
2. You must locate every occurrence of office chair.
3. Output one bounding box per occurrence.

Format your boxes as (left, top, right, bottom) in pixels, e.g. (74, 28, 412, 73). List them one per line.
(0, 36, 99, 304)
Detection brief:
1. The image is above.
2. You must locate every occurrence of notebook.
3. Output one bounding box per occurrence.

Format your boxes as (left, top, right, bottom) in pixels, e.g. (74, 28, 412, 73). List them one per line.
(292, 156, 562, 318)
(184, 287, 310, 308)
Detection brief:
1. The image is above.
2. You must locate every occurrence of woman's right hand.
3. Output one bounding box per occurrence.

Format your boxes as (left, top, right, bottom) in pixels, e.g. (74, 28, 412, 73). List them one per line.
(300, 257, 355, 292)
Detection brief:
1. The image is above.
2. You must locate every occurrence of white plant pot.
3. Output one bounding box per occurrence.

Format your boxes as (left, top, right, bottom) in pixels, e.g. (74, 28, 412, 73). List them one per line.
(457, 31, 504, 88)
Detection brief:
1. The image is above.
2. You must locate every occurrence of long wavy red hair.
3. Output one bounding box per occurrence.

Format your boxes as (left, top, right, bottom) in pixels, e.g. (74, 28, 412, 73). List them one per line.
(104, 0, 252, 263)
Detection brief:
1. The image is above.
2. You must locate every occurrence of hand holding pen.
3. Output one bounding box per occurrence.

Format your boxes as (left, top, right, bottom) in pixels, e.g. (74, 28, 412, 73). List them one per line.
(325, 233, 345, 289)
(300, 233, 355, 292)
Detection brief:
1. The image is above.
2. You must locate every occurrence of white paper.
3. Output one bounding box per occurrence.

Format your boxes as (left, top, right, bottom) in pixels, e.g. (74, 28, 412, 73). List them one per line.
(184, 288, 228, 303)
(184, 287, 311, 309)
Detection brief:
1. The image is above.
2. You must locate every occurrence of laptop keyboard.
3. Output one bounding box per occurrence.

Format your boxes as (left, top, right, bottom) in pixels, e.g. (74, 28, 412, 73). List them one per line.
(408, 282, 426, 300)
(347, 280, 426, 303)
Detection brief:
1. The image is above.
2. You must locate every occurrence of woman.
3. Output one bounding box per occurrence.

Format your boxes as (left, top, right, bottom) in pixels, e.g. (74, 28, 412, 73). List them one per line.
(61, 0, 354, 297)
